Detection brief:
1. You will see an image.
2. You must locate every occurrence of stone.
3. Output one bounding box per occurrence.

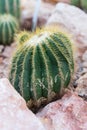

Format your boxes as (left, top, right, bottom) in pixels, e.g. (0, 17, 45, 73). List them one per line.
(42, 0, 70, 4)
(37, 92, 87, 130)
(0, 43, 16, 78)
(0, 57, 3, 64)
(46, 3, 87, 55)
(82, 68, 87, 74)
(0, 45, 4, 53)
(82, 62, 87, 68)
(81, 51, 87, 72)
(0, 78, 45, 130)
(21, 0, 54, 30)
(82, 50, 87, 62)
(2, 43, 16, 58)
(75, 73, 87, 98)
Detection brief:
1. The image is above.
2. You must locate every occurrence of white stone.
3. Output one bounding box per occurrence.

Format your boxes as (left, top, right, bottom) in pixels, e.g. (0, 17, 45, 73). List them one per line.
(0, 78, 45, 130)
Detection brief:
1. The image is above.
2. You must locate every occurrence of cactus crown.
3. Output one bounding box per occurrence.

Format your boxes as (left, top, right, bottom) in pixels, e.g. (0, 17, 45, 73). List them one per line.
(9, 27, 74, 110)
(0, 14, 19, 45)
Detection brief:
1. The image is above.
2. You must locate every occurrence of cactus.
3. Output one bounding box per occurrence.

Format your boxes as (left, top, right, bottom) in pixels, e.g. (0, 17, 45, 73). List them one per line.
(81, 0, 87, 11)
(71, 0, 80, 7)
(0, 14, 19, 45)
(71, 0, 87, 11)
(0, 0, 20, 19)
(9, 27, 74, 109)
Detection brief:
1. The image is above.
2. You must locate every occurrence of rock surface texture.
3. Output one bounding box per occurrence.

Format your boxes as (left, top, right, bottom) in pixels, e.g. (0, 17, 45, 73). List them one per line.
(0, 43, 16, 78)
(37, 92, 87, 130)
(0, 78, 45, 130)
(47, 3, 87, 55)
(0, 78, 87, 130)
(82, 51, 87, 70)
(76, 73, 87, 99)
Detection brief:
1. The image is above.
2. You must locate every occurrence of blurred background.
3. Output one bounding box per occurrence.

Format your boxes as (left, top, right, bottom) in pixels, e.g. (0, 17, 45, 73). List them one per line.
(21, 0, 87, 30)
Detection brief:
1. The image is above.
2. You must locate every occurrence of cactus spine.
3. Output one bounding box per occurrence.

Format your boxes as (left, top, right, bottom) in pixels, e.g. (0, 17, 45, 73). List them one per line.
(9, 27, 74, 109)
(0, 0, 20, 19)
(0, 14, 19, 45)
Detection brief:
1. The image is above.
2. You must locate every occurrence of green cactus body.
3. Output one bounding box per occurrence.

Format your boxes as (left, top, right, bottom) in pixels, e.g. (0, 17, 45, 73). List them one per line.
(0, 0, 20, 19)
(71, 0, 87, 11)
(71, 0, 80, 6)
(9, 28, 74, 109)
(0, 14, 19, 45)
(81, 0, 87, 11)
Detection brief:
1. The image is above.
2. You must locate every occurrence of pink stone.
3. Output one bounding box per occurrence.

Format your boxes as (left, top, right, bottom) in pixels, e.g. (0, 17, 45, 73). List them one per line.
(37, 92, 87, 130)
(0, 78, 45, 130)
(47, 3, 87, 55)
(1, 78, 87, 130)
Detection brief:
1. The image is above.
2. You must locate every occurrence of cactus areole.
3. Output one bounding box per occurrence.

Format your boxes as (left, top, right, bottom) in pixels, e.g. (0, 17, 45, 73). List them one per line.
(9, 28, 74, 109)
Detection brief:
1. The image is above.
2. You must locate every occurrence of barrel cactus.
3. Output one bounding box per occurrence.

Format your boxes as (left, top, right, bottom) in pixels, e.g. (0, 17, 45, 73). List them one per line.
(0, 14, 19, 45)
(0, 0, 20, 19)
(9, 27, 74, 110)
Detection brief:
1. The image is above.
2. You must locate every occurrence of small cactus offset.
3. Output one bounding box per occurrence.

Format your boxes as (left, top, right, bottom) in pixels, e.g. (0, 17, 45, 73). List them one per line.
(9, 27, 74, 110)
(0, 14, 19, 45)
(16, 31, 30, 47)
(0, 0, 20, 19)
